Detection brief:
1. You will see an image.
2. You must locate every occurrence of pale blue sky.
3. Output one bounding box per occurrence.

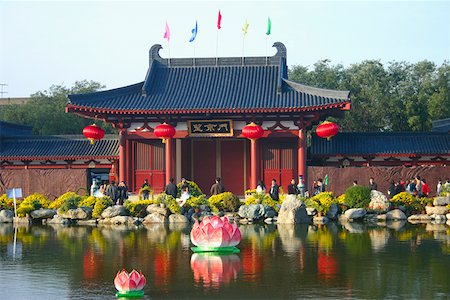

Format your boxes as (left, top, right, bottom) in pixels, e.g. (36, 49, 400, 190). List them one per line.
(0, 0, 449, 97)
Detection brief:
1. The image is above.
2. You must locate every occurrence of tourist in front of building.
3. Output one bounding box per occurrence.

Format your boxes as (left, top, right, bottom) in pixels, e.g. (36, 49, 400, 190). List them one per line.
(288, 178, 299, 195)
(256, 180, 266, 194)
(180, 177, 190, 193)
(117, 181, 128, 205)
(388, 180, 396, 198)
(269, 179, 279, 201)
(369, 177, 377, 190)
(353, 180, 358, 186)
(210, 177, 225, 195)
(106, 181, 119, 203)
(141, 179, 151, 200)
(394, 180, 404, 195)
(436, 179, 443, 196)
(165, 178, 178, 198)
(415, 176, 423, 197)
(422, 179, 430, 197)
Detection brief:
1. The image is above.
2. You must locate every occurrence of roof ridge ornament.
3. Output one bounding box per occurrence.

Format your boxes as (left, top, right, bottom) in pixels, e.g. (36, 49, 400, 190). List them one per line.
(272, 42, 287, 59)
(149, 44, 164, 64)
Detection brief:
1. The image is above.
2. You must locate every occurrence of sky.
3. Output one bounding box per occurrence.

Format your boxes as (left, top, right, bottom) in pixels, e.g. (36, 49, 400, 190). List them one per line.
(0, 0, 449, 98)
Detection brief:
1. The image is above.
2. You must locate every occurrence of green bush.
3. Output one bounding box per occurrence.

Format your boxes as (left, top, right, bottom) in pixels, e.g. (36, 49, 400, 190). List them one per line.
(58, 197, 79, 213)
(78, 196, 97, 208)
(344, 185, 371, 209)
(176, 180, 204, 197)
(124, 199, 156, 217)
(16, 193, 49, 217)
(209, 192, 241, 212)
(185, 195, 208, 209)
(49, 192, 81, 210)
(0, 194, 14, 210)
(307, 192, 336, 214)
(138, 186, 154, 200)
(155, 193, 181, 214)
(92, 196, 113, 218)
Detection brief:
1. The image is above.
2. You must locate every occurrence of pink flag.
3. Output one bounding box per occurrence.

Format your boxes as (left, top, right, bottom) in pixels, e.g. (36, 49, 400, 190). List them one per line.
(217, 10, 222, 29)
(163, 21, 170, 42)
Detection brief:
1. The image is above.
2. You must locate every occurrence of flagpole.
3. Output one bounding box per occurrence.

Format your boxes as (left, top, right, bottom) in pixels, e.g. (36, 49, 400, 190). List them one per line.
(193, 40, 196, 67)
(265, 36, 268, 65)
(216, 29, 219, 66)
(168, 41, 171, 67)
(242, 36, 245, 65)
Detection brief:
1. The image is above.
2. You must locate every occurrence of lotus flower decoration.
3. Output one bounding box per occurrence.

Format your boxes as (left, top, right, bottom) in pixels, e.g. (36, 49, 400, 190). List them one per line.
(190, 216, 241, 252)
(190, 253, 241, 289)
(114, 269, 146, 298)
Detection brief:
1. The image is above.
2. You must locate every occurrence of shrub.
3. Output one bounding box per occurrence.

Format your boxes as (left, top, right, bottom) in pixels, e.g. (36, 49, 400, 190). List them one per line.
(0, 194, 14, 210)
(391, 192, 415, 206)
(337, 194, 347, 205)
(440, 184, 450, 196)
(92, 196, 113, 218)
(124, 199, 156, 217)
(78, 196, 98, 208)
(209, 192, 241, 212)
(185, 195, 208, 209)
(177, 180, 204, 197)
(307, 192, 336, 214)
(138, 186, 154, 200)
(58, 197, 80, 213)
(155, 193, 181, 214)
(344, 186, 371, 209)
(49, 192, 81, 210)
(16, 193, 49, 217)
(261, 195, 281, 212)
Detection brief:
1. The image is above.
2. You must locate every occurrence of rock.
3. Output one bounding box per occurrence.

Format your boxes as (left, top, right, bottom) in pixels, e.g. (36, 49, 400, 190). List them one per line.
(264, 218, 273, 224)
(430, 214, 446, 222)
(30, 209, 56, 219)
(169, 214, 189, 223)
(425, 206, 448, 215)
(13, 217, 31, 224)
(146, 204, 169, 217)
(368, 190, 390, 211)
(306, 207, 316, 216)
(142, 212, 168, 224)
(264, 209, 277, 218)
(46, 215, 70, 225)
(277, 195, 310, 224)
(408, 214, 432, 221)
(77, 219, 97, 226)
(343, 208, 366, 221)
(447, 213, 450, 220)
(101, 205, 127, 218)
(238, 204, 266, 220)
(386, 209, 407, 220)
(433, 196, 450, 206)
(386, 220, 406, 230)
(59, 207, 92, 220)
(313, 216, 328, 224)
(326, 204, 339, 219)
(377, 214, 387, 220)
(0, 210, 14, 223)
(110, 216, 136, 226)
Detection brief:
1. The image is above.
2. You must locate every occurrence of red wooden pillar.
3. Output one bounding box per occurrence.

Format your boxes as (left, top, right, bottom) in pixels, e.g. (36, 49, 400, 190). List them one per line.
(250, 139, 259, 189)
(298, 128, 306, 182)
(165, 138, 173, 185)
(119, 130, 127, 183)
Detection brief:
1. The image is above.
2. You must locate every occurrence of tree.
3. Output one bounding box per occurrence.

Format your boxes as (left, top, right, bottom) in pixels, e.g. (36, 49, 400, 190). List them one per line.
(0, 80, 115, 135)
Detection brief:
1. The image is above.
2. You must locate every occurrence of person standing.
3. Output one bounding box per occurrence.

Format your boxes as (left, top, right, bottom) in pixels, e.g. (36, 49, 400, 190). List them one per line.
(415, 176, 423, 197)
(288, 178, 299, 195)
(165, 178, 178, 198)
(180, 177, 190, 193)
(369, 177, 378, 190)
(256, 180, 266, 194)
(210, 177, 225, 196)
(269, 179, 280, 201)
(422, 179, 430, 197)
(106, 181, 119, 203)
(141, 179, 151, 200)
(117, 181, 128, 205)
(388, 180, 396, 198)
(436, 179, 443, 196)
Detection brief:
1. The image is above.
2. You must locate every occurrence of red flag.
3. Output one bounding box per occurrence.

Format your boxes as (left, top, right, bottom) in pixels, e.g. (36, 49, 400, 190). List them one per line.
(217, 10, 222, 29)
(163, 21, 170, 42)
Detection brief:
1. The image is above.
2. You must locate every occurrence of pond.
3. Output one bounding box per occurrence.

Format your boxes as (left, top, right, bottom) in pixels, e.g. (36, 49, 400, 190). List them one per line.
(0, 222, 448, 299)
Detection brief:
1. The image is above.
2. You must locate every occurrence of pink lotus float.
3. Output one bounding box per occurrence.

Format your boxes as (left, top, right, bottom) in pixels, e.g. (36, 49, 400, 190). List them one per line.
(114, 269, 146, 298)
(190, 216, 241, 253)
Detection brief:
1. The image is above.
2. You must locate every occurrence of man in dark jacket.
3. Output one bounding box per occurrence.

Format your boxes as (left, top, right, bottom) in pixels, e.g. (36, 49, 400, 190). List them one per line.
(288, 178, 299, 195)
(165, 178, 178, 198)
(369, 177, 378, 190)
(117, 181, 128, 205)
(269, 179, 280, 200)
(106, 181, 119, 203)
(210, 177, 225, 196)
(141, 179, 150, 200)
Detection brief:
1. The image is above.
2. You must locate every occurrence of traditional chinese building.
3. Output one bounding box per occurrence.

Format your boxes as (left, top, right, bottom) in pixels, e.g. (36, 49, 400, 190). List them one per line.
(66, 42, 351, 195)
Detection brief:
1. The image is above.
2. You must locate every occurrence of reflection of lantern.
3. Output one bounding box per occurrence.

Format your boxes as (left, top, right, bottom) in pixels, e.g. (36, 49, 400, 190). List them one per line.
(317, 251, 338, 280)
(83, 124, 105, 145)
(154, 123, 176, 143)
(242, 122, 264, 140)
(316, 121, 339, 140)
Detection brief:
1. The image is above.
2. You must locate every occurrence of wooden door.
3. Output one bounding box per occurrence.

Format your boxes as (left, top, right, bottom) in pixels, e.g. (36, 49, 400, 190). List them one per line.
(220, 140, 245, 196)
(192, 140, 216, 195)
(134, 140, 165, 193)
(263, 140, 296, 192)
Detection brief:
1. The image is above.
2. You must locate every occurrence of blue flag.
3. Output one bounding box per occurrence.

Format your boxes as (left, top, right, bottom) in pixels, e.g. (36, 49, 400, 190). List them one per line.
(189, 21, 198, 42)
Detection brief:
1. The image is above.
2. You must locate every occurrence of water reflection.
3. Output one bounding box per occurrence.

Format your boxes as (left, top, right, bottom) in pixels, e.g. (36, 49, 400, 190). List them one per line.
(0, 222, 447, 299)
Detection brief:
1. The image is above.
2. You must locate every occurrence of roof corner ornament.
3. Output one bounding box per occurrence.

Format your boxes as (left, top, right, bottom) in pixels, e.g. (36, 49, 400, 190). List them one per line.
(272, 42, 287, 58)
(149, 44, 163, 63)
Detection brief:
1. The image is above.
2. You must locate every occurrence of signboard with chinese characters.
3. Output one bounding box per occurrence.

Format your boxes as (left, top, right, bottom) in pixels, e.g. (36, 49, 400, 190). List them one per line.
(188, 120, 234, 137)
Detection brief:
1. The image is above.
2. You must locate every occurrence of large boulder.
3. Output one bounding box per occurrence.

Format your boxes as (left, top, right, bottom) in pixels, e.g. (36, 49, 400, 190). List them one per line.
(46, 215, 70, 225)
(146, 204, 169, 217)
(343, 208, 366, 220)
(101, 205, 127, 218)
(326, 204, 339, 219)
(59, 207, 92, 220)
(238, 204, 265, 220)
(143, 212, 168, 224)
(368, 190, 390, 211)
(0, 210, 14, 223)
(386, 209, 407, 220)
(169, 214, 189, 223)
(407, 214, 431, 221)
(433, 197, 450, 206)
(277, 195, 310, 224)
(108, 216, 136, 226)
(425, 206, 448, 215)
(30, 209, 56, 219)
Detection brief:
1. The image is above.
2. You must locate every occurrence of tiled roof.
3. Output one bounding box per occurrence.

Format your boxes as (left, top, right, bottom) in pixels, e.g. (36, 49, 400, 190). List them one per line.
(0, 121, 33, 137)
(311, 132, 450, 156)
(0, 135, 119, 160)
(67, 42, 350, 115)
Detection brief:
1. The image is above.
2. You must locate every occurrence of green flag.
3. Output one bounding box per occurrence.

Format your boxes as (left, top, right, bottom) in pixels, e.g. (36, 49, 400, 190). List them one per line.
(266, 17, 271, 35)
(324, 174, 329, 186)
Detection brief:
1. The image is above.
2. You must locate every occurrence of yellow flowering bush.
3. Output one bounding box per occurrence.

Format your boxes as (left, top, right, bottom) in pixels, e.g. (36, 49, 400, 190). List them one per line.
(155, 193, 181, 214)
(337, 194, 347, 205)
(185, 195, 208, 209)
(208, 192, 241, 212)
(305, 192, 336, 214)
(92, 196, 113, 218)
(176, 180, 204, 197)
(391, 192, 415, 206)
(0, 194, 14, 210)
(78, 196, 97, 208)
(49, 192, 81, 210)
(124, 199, 156, 217)
(16, 193, 49, 217)
(138, 186, 154, 200)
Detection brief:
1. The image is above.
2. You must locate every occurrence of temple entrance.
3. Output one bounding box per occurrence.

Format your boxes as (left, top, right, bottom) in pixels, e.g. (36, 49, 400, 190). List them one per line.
(189, 139, 247, 196)
(262, 139, 297, 192)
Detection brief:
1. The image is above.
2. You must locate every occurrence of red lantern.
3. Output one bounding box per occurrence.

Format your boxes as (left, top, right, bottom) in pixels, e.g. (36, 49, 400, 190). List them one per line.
(83, 124, 104, 145)
(154, 123, 176, 143)
(242, 122, 264, 140)
(316, 121, 339, 140)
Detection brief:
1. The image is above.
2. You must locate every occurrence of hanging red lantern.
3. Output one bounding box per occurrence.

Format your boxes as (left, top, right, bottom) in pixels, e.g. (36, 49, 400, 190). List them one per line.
(316, 121, 339, 140)
(154, 123, 176, 143)
(242, 122, 264, 140)
(83, 124, 105, 145)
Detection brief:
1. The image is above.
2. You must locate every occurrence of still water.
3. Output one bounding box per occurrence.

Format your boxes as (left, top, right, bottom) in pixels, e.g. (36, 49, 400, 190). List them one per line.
(0, 221, 448, 299)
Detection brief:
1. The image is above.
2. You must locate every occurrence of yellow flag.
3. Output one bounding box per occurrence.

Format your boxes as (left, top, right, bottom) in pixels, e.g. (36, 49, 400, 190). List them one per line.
(242, 19, 249, 36)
